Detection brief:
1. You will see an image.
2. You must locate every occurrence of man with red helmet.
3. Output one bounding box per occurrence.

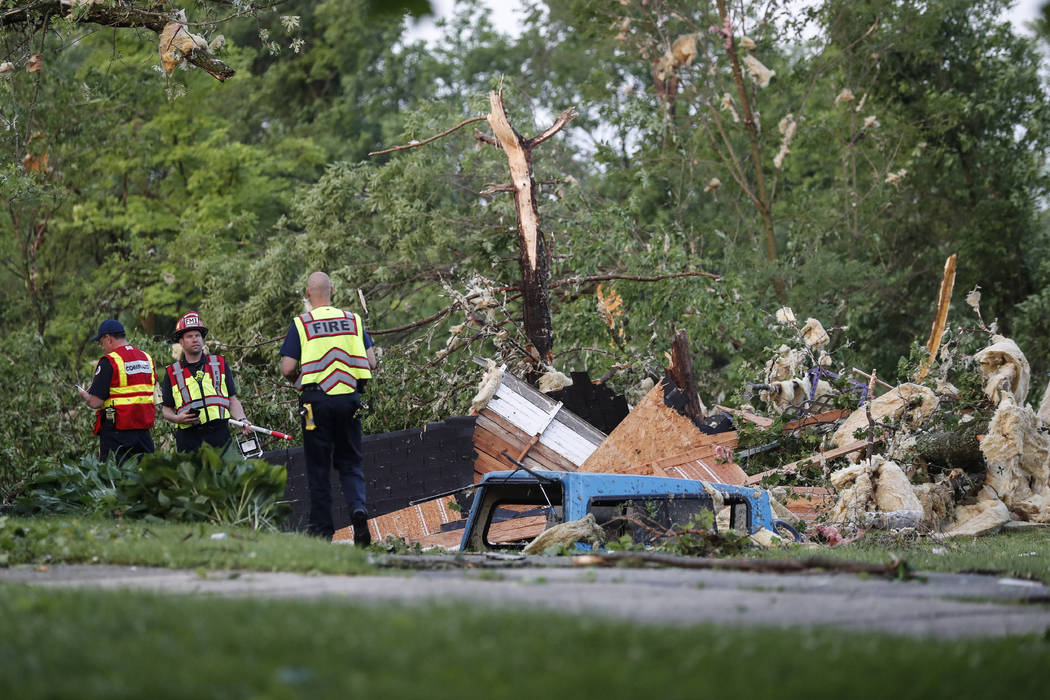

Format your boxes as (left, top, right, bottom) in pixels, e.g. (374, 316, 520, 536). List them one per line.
(76, 319, 157, 465)
(159, 311, 251, 453)
(280, 272, 377, 545)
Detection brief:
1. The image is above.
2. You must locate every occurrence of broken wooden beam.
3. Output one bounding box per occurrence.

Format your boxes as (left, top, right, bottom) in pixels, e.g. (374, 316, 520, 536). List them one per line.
(744, 438, 880, 485)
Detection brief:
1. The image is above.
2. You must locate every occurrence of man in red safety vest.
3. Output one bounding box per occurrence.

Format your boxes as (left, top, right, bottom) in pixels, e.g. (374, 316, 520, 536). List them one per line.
(280, 271, 377, 545)
(160, 311, 251, 453)
(76, 319, 157, 465)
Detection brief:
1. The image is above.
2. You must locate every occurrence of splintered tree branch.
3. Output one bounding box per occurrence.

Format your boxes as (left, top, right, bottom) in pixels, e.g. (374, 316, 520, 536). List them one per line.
(367, 87, 579, 368)
(487, 89, 540, 270)
(528, 106, 578, 148)
(2, 2, 237, 80)
(916, 253, 957, 382)
(183, 47, 235, 81)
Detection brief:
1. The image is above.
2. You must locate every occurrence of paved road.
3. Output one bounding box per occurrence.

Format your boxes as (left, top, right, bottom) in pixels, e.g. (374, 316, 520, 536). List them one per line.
(3, 555, 1049, 639)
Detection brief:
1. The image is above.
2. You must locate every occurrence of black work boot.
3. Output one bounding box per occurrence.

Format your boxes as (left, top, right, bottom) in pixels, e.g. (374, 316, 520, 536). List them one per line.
(351, 510, 371, 547)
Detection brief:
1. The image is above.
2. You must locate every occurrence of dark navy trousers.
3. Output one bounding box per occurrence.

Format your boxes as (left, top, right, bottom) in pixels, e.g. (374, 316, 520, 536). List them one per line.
(299, 389, 365, 540)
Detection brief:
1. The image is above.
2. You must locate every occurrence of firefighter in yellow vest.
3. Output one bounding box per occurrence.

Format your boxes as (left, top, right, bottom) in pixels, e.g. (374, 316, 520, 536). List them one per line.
(76, 319, 157, 465)
(160, 311, 251, 453)
(280, 272, 377, 544)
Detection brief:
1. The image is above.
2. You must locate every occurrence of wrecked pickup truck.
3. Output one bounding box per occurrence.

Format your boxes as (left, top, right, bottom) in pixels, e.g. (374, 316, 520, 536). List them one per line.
(459, 467, 780, 552)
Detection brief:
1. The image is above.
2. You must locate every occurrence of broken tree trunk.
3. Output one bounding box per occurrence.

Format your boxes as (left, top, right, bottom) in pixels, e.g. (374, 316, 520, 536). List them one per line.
(369, 89, 576, 374)
(913, 418, 987, 473)
(485, 89, 576, 367)
(665, 328, 704, 423)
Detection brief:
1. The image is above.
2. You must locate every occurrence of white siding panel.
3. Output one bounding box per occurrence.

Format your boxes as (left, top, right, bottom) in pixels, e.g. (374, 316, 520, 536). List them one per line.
(488, 391, 552, 436)
(539, 420, 600, 466)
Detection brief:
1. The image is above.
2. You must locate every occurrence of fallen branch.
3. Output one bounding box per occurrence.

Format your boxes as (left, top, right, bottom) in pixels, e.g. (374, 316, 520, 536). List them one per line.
(549, 270, 721, 288)
(575, 551, 912, 578)
(370, 271, 721, 336)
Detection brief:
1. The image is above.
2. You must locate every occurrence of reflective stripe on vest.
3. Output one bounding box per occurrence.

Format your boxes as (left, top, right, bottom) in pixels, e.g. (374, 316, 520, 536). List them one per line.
(96, 345, 156, 433)
(167, 355, 231, 428)
(293, 307, 372, 395)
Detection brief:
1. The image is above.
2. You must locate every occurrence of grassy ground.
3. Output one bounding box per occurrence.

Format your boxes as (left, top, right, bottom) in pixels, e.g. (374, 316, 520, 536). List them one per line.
(2, 583, 1048, 700)
(0, 515, 376, 575)
(3, 514, 1049, 697)
(763, 528, 1050, 581)
(3, 514, 1049, 581)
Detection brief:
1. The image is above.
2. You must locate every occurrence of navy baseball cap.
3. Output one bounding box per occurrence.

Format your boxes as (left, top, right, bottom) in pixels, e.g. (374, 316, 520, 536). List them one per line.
(90, 319, 125, 341)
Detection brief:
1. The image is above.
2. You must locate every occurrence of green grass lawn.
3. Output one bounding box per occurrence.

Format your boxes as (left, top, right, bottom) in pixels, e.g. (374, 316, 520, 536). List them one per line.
(0, 515, 376, 575)
(3, 515, 1049, 582)
(3, 514, 1050, 697)
(2, 583, 1048, 700)
(763, 528, 1050, 581)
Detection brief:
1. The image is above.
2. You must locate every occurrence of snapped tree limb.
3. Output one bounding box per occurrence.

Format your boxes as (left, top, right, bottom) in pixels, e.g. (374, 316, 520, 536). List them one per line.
(2, 2, 238, 81)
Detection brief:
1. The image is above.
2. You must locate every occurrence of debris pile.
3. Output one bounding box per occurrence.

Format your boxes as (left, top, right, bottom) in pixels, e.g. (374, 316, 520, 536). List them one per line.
(337, 275, 1050, 552)
(736, 310, 1050, 541)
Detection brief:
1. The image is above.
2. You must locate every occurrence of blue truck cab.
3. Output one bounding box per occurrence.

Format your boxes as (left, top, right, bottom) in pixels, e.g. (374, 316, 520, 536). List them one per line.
(460, 469, 776, 552)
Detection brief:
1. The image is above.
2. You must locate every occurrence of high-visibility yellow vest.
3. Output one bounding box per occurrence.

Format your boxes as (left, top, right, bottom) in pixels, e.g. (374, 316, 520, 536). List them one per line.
(95, 345, 156, 434)
(166, 355, 232, 428)
(293, 307, 372, 395)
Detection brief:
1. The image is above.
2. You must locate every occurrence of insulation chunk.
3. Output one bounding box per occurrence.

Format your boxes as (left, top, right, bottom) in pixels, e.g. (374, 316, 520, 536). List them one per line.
(830, 383, 938, 449)
(974, 335, 1030, 405)
(159, 22, 209, 75)
(826, 457, 921, 528)
(945, 487, 1012, 537)
(523, 513, 604, 554)
(979, 396, 1050, 522)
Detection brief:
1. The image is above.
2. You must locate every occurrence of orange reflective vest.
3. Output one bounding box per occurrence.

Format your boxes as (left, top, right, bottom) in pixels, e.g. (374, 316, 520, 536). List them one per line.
(293, 307, 372, 395)
(166, 355, 232, 429)
(95, 345, 156, 434)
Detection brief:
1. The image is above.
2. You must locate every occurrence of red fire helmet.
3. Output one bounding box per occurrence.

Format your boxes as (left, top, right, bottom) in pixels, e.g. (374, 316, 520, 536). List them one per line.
(172, 311, 209, 342)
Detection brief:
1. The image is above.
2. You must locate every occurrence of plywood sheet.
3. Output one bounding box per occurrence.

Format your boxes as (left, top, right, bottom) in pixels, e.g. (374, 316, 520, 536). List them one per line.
(661, 458, 748, 485)
(580, 379, 714, 474)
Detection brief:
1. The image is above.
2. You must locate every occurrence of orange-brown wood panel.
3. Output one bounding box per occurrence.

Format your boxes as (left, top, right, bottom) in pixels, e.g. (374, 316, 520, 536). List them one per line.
(486, 515, 547, 543)
(334, 496, 465, 544)
(581, 380, 715, 474)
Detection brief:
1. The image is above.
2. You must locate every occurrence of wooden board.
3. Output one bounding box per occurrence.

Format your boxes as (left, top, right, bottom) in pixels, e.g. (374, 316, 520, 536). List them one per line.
(474, 410, 579, 474)
(486, 515, 547, 544)
(744, 438, 879, 485)
(581, 380, 722, 475)
(332, 495, 465, 545)
(780, 487, 834, 523)
(483, 372, 605, 467)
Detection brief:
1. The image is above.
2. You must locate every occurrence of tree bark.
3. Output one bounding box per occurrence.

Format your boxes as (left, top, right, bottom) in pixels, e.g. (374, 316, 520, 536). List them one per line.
(486, 89, 575, 367)
(665, 328, 704, 422)
(2, 2, 236, 81)
(914, 418, 987, 473)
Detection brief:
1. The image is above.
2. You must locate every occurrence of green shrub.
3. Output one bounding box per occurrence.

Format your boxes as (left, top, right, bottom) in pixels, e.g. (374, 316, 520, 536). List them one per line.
(119, 446, 289, 531)
(12, 456, 128, 516)
(13, 446, 289, 532)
